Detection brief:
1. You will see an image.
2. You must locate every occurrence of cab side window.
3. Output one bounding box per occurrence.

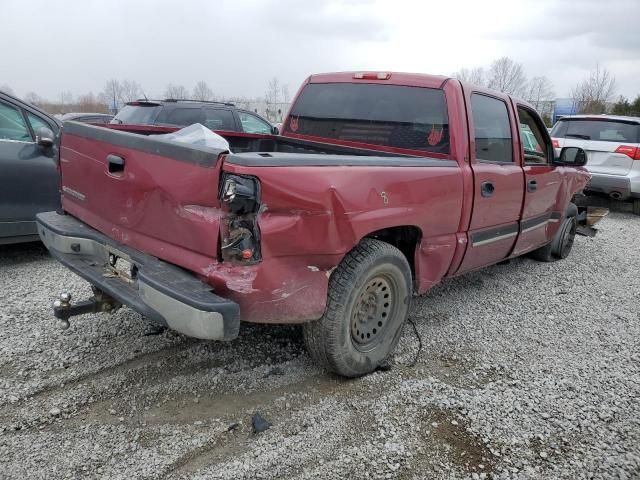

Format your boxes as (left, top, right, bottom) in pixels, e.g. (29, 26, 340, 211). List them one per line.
(0, 102, 31, 141)
(517, 106, 550, 164)
(471, 94, 513, 163)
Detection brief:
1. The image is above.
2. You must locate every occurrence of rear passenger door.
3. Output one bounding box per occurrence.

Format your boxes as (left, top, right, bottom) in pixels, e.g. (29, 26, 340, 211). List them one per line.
(457, 92, 524, 273)
(511, 105, 563, 256)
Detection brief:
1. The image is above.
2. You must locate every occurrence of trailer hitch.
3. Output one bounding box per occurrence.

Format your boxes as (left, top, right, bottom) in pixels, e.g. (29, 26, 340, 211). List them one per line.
(53, 288, 121, 330)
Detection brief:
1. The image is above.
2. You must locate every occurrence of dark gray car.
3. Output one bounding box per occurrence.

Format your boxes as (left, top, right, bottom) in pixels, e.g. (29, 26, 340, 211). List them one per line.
(0, 91, 61, 244)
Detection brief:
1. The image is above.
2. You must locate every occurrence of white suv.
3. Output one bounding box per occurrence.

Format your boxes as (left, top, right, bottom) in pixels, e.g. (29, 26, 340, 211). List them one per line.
(551, 115, 640, 215)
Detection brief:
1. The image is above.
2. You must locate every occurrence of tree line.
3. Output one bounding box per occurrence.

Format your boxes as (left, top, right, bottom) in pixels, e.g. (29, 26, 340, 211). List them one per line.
(2, 63, 638, 121)
(453, 57, 639, 120)
(0, 77, 291, 121)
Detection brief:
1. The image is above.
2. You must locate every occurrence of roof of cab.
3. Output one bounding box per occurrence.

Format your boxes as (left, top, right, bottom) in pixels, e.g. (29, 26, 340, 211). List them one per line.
(307, 71, 449, 89)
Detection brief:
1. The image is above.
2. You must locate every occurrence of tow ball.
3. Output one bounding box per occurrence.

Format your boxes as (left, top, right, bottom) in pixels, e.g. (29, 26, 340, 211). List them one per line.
(53, 288, 121, 330)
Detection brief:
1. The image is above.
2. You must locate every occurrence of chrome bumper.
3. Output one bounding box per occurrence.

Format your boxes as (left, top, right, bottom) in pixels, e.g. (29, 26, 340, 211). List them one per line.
(36, 211, 240, 341)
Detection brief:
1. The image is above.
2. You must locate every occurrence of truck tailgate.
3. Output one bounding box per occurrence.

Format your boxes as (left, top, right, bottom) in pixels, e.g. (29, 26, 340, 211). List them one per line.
(59, 121, 226, 273)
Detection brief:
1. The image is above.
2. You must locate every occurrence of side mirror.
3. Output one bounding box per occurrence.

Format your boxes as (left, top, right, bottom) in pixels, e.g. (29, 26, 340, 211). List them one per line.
(555, 146, 587, 167)
(36, 127, 55, 148)
(271, 125, 280, 135)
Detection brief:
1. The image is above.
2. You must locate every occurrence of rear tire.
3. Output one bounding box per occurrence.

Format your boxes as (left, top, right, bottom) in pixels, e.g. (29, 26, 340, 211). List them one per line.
(633, 198, 640, 216)
(529, 203, 578, 262)
(303, 239, 412, 377)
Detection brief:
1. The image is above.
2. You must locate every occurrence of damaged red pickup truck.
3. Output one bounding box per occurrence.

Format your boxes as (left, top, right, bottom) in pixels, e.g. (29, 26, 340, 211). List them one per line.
(38, 72, 591, 377)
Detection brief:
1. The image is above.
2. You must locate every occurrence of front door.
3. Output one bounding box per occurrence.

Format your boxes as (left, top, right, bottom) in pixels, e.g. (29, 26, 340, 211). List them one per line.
(0, 100, 59, 240)
(511, 104, 563, 256)
(456, 92, 524, 273)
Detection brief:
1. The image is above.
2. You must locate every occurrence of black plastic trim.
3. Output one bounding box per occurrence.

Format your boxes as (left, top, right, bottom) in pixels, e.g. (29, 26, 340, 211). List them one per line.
(225, 152, 458, 167)
(471, 223, 519, 245)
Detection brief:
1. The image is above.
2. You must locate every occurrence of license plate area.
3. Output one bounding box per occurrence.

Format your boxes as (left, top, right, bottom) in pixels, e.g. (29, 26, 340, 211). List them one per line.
(104, 249, 136, 283)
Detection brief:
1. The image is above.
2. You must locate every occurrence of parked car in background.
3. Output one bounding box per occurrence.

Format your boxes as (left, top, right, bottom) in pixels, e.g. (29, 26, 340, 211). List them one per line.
(60, 112, 113, 124)
(110, 99, 278, 135)
(551, 115, 640, 215)
(0, 90, 60, 244)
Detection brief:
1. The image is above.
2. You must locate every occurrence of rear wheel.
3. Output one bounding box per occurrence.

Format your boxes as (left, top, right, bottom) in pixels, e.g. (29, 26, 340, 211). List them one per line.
(529, 203, 578, 262)
(303, 239, 412, 377)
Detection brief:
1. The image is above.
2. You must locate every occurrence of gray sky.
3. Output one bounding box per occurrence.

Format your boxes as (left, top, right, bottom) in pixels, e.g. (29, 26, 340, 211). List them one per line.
(1, 0, 638, 101)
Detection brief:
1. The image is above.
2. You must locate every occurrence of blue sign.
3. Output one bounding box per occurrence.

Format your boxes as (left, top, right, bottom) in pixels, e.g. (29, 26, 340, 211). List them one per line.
(553, 98, 578, 124)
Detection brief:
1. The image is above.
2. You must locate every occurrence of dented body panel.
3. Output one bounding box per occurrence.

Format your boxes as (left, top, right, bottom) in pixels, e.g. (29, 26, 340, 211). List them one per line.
(44, 72, 590, 331)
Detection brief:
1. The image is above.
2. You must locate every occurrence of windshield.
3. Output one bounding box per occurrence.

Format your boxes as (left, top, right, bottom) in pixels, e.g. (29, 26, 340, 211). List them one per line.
(111, 104, 161, 125)
(551, 119, 640, 143)
(286, 83, 449, 153)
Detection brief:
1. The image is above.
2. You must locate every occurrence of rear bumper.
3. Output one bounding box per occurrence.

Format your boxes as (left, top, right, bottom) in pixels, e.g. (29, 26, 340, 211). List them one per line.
(36, 211, 240, 341)
(586, 172, 640, 199)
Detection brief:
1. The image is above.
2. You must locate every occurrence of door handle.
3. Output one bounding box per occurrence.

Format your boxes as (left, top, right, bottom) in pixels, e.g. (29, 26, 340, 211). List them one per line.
(107, 154, 125, 174)
(480, 181, 495, 197)
(527, 180, 537, 192)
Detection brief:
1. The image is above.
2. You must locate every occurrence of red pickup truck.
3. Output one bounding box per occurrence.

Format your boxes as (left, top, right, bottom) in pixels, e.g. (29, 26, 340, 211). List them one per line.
(38, 71, 591, 377)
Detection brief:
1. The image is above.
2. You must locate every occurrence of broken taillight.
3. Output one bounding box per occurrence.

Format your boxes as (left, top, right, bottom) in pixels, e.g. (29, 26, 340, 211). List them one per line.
(614, 145, 640, 160)
(219, 173, 262, 263)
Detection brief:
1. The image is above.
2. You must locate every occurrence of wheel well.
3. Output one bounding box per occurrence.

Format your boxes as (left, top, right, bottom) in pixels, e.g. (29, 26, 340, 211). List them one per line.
(364, 226, 421, 276)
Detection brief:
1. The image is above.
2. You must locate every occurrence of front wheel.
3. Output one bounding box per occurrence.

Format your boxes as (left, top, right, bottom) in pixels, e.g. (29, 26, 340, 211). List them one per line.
(303, 239, 412, 377)
(529, 203, 578, 262)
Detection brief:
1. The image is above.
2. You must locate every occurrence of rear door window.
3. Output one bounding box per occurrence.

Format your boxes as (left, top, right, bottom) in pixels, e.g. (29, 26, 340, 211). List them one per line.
(553, 119, 640, 143)
(286, 83, 449, 153)
(112, 104, 161, 125)
(161, 108, 203, 126)
(203, 109, 236, 130)
(470, 94, 513, 163)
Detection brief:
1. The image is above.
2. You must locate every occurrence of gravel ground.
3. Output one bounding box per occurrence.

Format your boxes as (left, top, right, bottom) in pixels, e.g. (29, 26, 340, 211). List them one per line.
(1, 200, 638, 479)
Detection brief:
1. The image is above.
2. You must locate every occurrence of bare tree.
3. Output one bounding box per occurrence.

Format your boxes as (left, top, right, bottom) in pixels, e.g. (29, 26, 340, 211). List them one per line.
(281, 84, 291, 103)
(76, 92, 110, 113)
(121, 80, 142, 103)
(266, 77, 281, 105)
(164, 84, 189, 99)
(487, 57, 527, 97)
(525, 76, 555, 113)
(452, 67, 487, 86)
(101, 79, 124, 112)
(58, 91, 74, 113)
(24, 92, 44, 105)
(571, 64, 617, 114)
(192, 81, 214, 101)
(0, 84, 14, 95)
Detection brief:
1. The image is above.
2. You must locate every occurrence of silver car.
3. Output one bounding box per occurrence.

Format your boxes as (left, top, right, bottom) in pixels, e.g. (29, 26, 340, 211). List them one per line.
(551, 115, 640, 215)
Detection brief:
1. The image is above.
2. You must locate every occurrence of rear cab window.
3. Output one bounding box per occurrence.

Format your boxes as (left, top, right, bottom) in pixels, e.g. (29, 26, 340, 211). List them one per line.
(551, 119, 640, 143)
(284, 83, 450, 154)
